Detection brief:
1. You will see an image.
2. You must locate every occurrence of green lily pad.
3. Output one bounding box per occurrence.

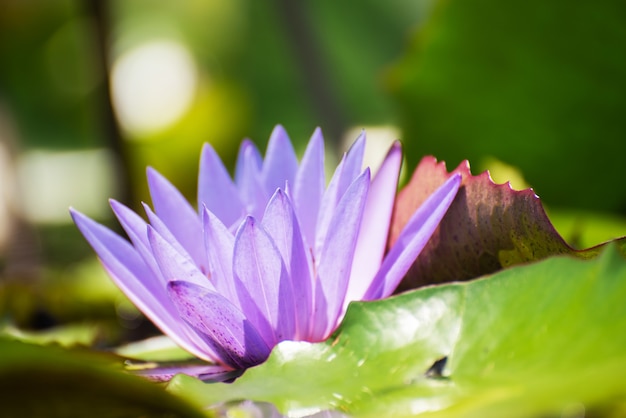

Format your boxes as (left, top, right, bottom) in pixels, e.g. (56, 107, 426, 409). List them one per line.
(0, 339, 204, 417)
(167, 245, 626, 417)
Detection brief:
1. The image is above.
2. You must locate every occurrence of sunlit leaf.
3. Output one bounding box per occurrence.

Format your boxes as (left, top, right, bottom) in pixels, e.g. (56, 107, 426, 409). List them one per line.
(167, 245, 626, 417)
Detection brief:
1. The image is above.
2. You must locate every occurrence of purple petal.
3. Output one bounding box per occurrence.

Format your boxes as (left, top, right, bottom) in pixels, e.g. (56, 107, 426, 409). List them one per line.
(338, 130, 366, 197)
(168, 280, 271, 369)
(147, 226, 214, 289)
(233, 217, 297, 346)
(315, 132, 366, 256)
(315, 157, 343, 256)
(142, 203, 205, 273)
(261, 125, 299, 195)
(70, 209, 216, 362)
(198, 142, 245, 226)
(110, 200, 165, 284)
(309, 169, 370, 341)
(146, 167, 206, 269)
(346, 142, 402, 303)
(234, 141, 267, 220)
(201, 206, 239, 306)
(134, 363, 242, 383)
(234, 139, 262, 187)
(293, 128, 325, 250)
(363, 173, 462, 300)
(261, 189, 313, 339)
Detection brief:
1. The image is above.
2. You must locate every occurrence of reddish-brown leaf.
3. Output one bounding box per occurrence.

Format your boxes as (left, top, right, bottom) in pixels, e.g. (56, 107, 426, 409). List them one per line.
(389, 156, 616, 291)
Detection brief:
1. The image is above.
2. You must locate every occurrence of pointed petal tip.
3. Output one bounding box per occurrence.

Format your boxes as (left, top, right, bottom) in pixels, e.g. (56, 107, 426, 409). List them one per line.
(272, 124, 287, 134)
(389, 140, 402, 153)
(146, 166, 164, 194)
(447, 172, 463, 190)
(353, 129, 366, 146)
(199, 142, 218, 167)
(376, 141, 402, 171)
(307, 127, 325, 150)
(69, 207, 97, 230)
(310, 126, 324, 141)
(200, 141, 214, 154)
(108, 198, 125, 212)
(268, 125, 290, 147)
(235, 215, 257, 236)
(145, 223, 157, 241)
(146, 165, 157, 178)
(270, 187, 286, 201)
(362, 166, 372, 182)
(69, 207, 84, 225)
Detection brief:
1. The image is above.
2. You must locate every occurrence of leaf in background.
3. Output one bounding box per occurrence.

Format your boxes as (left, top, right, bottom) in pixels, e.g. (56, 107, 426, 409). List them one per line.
(389, 156, 626, 289)
(547, 207, 626, 251)
(115, 335, 195, 362)
(167, 246, 626, 417)
(0, 323, 99, 348)
(0, 339, 204, 417)
(389, 0, 626, 213)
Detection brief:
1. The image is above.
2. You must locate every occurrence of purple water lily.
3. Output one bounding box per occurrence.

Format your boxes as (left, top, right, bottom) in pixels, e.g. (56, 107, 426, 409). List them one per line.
(71, 125, 460, 370)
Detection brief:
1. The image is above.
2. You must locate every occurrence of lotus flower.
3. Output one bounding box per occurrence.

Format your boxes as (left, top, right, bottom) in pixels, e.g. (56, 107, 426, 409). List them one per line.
(71, 126, 460, 370)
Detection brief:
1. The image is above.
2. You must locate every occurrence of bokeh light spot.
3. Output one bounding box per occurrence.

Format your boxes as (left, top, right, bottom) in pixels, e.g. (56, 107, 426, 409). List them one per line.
(110, 40, 198, 137)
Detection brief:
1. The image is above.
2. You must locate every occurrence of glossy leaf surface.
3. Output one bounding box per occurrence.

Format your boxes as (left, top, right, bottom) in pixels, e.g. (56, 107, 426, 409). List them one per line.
(167, 246, 626, 417)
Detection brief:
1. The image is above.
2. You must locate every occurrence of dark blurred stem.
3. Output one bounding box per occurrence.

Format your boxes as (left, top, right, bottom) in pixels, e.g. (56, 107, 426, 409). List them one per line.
(85, 0, 133, 206)
(274, 0, 346, 152)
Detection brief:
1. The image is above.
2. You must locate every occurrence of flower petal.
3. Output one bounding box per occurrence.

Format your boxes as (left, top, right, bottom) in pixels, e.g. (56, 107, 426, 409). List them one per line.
(346, 142, 402, 303)
(142, 203, 205, 273)
(70, 209, 216, 362)
(234, 139, 262, 187)
(110, 200, 164, 284)
(363, 173, 462, 300)
(168, 280, 271, 369)
(146, 167, 206, 269)
(233, 217, 297, 346)
(198, 142, 245, 226)
(293, 128, 325, 250)
(310, 169, 370, 341)
(135, 363, 242, 383)
(147, 225, 214, 289)
(315, 132, 366, 257)
(261, 189, 313, 339)
(234, 140, 267, 220)
(261, 125, 298, 195)
(338, 130, 366, 196)
(201, 206, 239, 306)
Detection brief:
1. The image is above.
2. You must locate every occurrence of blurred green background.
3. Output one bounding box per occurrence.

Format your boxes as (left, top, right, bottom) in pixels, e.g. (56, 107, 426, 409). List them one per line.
(0, 0, 625, 346)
